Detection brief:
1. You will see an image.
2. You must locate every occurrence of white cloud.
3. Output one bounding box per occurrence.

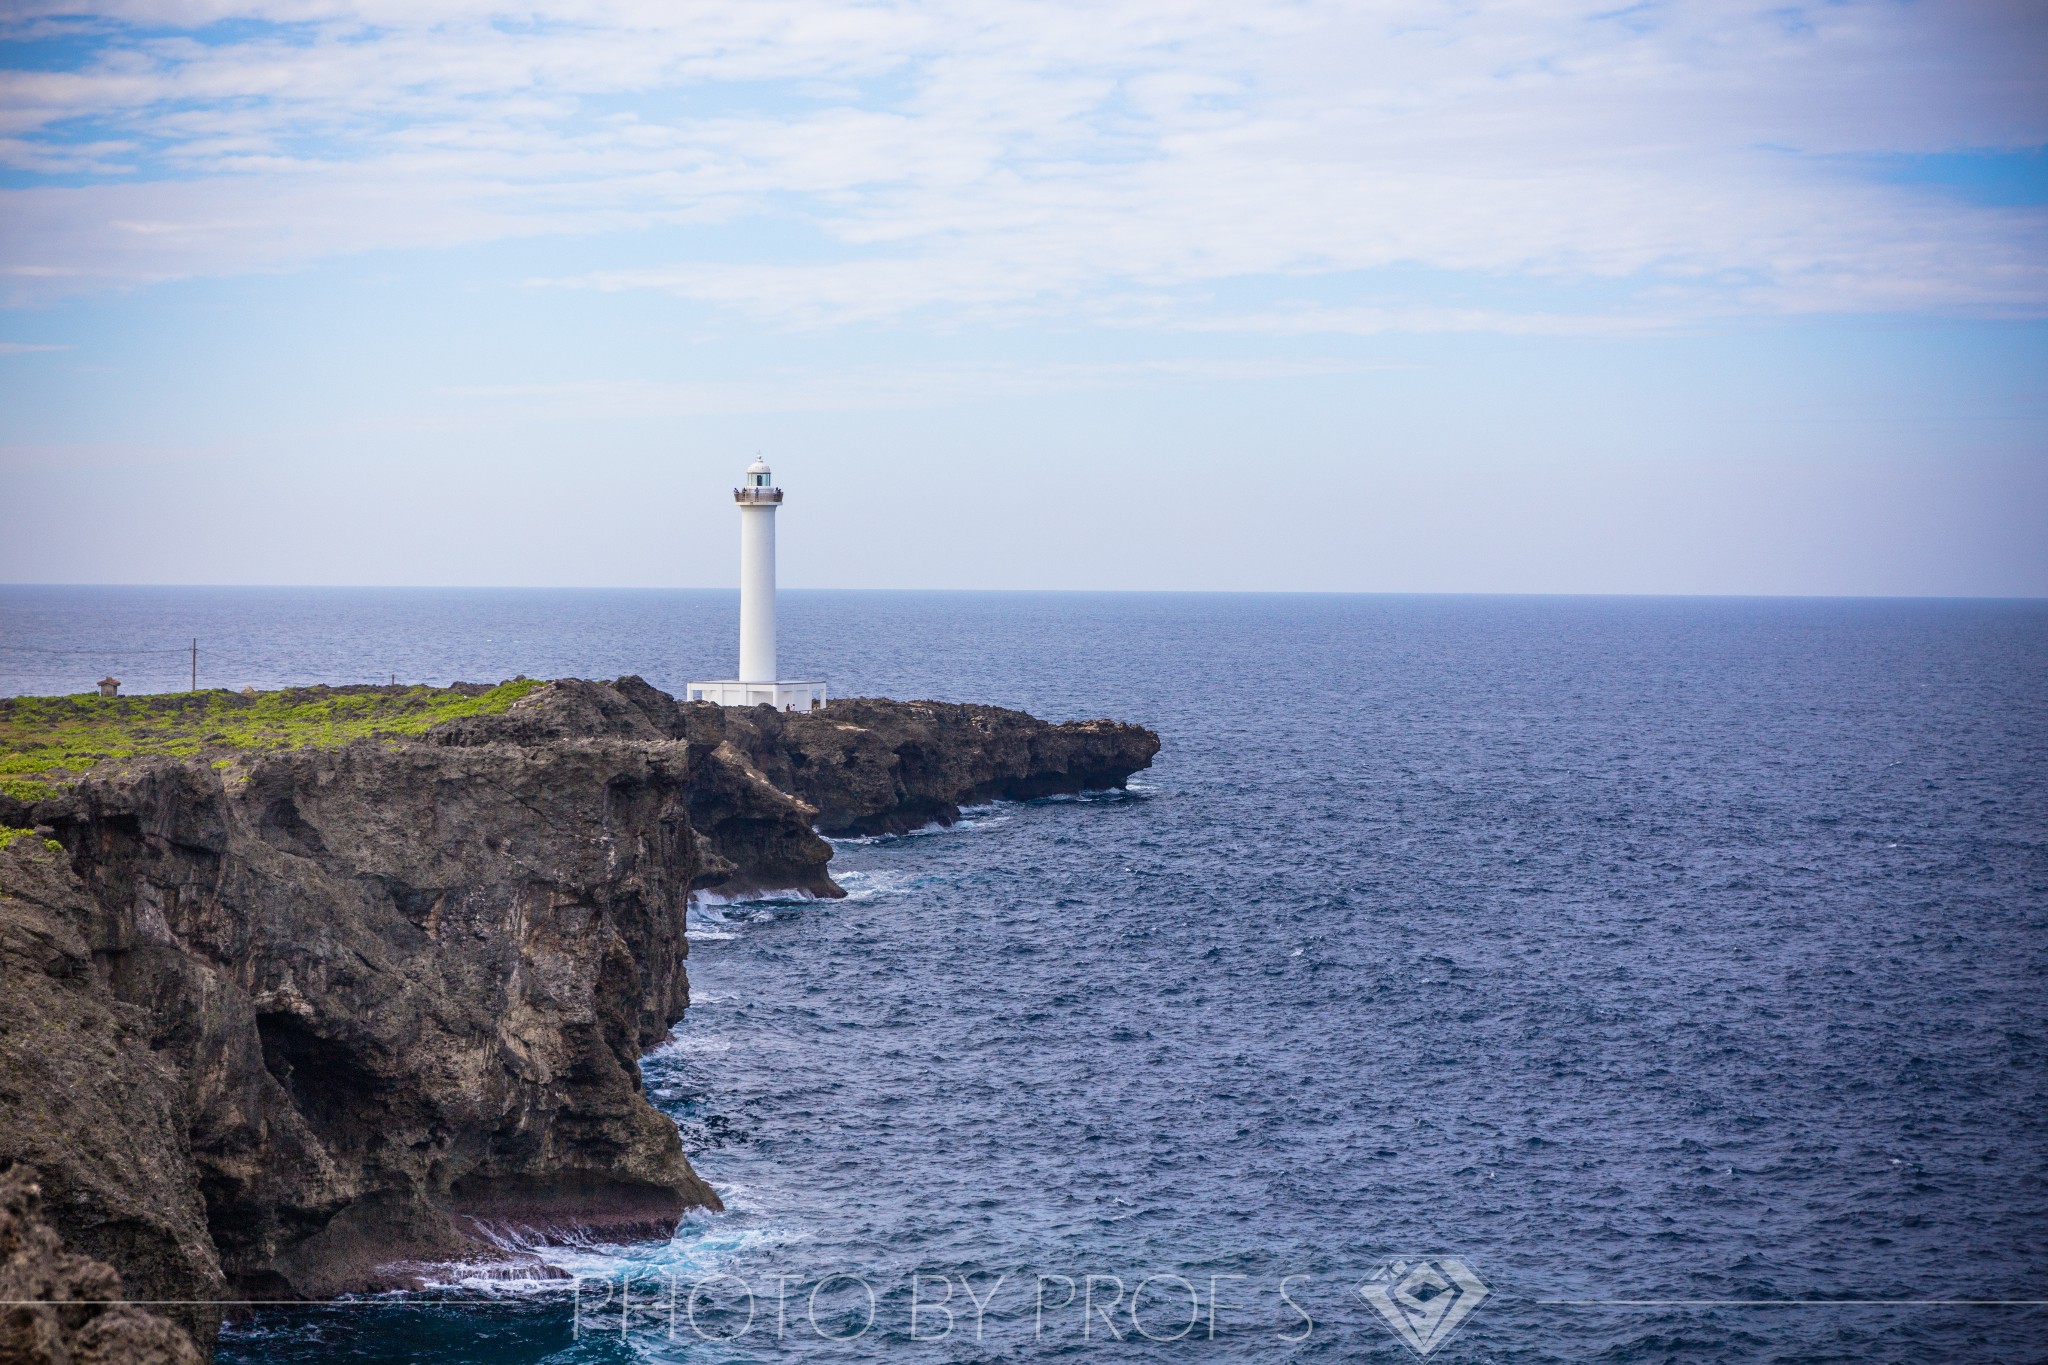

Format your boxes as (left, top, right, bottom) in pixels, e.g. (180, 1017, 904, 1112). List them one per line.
(1, 0, 2043, 324)
(434, 354, 1388, 418)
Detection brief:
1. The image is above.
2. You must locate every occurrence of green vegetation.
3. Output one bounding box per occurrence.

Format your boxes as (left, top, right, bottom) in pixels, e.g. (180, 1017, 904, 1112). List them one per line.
(0, 826, 63, 854)
(0, 679, 546, 804)
(0, 777, 50, 804)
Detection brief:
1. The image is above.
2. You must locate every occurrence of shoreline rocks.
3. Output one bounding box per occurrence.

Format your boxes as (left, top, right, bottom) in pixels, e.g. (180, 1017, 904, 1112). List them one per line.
(683, 694, 1162, 838)
(0, 678, 1158, 1356)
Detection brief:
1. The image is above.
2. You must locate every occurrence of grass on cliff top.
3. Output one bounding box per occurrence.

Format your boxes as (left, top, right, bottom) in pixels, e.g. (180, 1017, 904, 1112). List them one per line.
(0, 678, 544, 802)
(0, 825, 63, 854)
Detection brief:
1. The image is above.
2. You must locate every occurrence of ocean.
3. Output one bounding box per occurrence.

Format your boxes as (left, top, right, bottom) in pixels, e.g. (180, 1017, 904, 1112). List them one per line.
(4, 587, 2045, 1362)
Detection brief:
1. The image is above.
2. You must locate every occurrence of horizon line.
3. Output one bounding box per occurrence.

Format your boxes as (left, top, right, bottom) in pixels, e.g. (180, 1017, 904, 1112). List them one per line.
(2, 584, 2045, 604)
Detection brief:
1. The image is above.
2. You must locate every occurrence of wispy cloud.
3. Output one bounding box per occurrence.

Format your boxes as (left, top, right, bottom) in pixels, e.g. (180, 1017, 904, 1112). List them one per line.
(0, 340, 71, 352)
(439, 355, 1386, 417)
(1, 0, 2043, 327)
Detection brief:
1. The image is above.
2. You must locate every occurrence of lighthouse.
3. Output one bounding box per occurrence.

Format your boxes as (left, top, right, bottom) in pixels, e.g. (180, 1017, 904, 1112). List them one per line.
(687, 458, 828, 711)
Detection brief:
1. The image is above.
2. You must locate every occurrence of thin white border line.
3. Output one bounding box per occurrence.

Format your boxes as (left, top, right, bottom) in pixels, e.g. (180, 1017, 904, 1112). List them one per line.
(8, 1297, 2044, 1309)
(0, 1300, 541, 1307)
(1539, 1299, 2048, 1307)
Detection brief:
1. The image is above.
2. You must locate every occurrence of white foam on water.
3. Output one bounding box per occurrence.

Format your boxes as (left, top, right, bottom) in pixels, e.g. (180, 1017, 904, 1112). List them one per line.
(410, 1214, 810, 1300)
(826, 826, 935, 846)
(654, 1030, 731, 1058)
(685, 880, 876, 950)
(824, 790, 1139, 849)
(828, 869, 909, 901)
(691, 886, 824, 908)
(540, 1219, 810, 1284)
(1030, 786, 1145, 805)
(685, 897, 802, 943)
(404, 1265, 565, 1296)
(826, 808, 1014, 847)
(684, 903, 742, 942)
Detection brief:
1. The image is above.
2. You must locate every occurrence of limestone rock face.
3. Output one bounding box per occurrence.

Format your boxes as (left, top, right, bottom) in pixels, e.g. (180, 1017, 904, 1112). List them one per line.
(0, 1166, 205, 1365)
(0, 839, 223, 1350)
(429, 680, 1161, 886)
(3, 725, 720, 1308)
(684, 696, 1162, 836)
(0, 676, 1160, 1358)
(429, 677, 839, 898)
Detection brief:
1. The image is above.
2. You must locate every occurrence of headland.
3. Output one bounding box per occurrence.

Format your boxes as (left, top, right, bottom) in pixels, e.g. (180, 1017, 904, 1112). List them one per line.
(0, 678, 1158, 1356)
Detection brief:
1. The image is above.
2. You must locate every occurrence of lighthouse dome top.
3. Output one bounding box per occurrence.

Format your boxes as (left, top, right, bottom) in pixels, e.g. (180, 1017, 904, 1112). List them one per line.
(734, 457, 783, 505)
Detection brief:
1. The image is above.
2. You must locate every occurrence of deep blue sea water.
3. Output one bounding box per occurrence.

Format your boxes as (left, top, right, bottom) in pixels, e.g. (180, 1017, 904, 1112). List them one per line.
(4, 587, 2046, 1363)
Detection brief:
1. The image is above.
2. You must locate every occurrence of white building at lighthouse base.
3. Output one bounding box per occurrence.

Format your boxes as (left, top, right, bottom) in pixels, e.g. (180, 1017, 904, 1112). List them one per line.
(686, 679, 826, 710)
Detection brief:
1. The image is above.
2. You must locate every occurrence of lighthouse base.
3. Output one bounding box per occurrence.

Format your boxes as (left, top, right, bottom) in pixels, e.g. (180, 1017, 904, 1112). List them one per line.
(685, 679, 828, 711)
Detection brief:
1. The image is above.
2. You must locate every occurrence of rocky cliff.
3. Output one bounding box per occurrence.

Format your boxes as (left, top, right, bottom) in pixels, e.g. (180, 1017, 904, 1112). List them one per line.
(684, 695, 1163, 837)
(0, 1167, 205, 1365)
(0, 678, 1157, 1354)
(0, 725, 720, 1317)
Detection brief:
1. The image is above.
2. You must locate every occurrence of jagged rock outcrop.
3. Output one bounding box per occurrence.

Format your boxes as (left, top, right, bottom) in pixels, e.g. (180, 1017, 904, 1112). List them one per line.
(434, 678, 1160, 881)
(684, 695, 1163, 836)
(0, 839, 222, 1351)
(429, 677, 840, 898)
(0, 1167, 205, 1365)
(0, 677, 1158, 1359)
(0, 720, 721, 1314)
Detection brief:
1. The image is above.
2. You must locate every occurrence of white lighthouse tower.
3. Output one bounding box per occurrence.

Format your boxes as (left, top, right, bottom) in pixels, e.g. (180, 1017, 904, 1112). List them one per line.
(687, 458, 827, 711)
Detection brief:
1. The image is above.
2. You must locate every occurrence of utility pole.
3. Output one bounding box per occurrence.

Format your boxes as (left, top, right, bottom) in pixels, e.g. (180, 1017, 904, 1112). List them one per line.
(190, 638, 197, 693)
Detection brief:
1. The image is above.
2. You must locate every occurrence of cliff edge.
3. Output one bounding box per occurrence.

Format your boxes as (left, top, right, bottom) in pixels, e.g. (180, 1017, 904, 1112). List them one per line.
(685, 694, 1162, 837)
(1, 729, 719, 1310)
(0, 677, 1158, 1353)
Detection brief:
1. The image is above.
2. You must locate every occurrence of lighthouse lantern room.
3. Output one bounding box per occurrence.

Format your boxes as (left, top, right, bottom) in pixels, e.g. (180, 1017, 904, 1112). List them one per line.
(687, 458, 828, 711)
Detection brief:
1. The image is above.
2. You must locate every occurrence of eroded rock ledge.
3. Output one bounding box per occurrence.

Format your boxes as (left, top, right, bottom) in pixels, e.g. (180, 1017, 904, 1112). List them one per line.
(0, 679, 1158, 1355)
(687, 695, 1163, 839)
(0, 1167, 205, 1365)
(0, 728, 716, 1318)
(430, 676, 1162, 882)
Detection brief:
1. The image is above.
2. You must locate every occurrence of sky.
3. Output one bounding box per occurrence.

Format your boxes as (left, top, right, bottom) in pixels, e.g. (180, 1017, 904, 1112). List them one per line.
(0, 0, 2044, 595)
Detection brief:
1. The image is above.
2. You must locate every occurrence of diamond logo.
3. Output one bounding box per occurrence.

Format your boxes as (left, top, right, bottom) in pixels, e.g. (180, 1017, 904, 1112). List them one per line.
(1358, 1256, 1490, 1357)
